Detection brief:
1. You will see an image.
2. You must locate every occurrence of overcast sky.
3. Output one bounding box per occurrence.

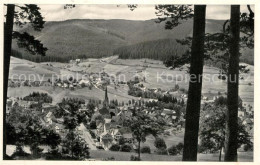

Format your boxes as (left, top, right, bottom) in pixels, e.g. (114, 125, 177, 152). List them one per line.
(27, 5, 255, 21)
(38, 5, 254, 21)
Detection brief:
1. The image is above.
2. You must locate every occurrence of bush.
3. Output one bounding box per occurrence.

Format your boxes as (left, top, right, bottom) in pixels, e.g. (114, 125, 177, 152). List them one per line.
(130, 155, 141, 161)
(109, 144, 120, 151)
(118, 137, 125, 145)
(243, 144, 253, 152)
(176, 142, 184, 154)
(155, 148, 168, 155)
(168, 145, 178, 155)
(140, 146, 151, 154)
(154, 138, 167, 149)
(89, 121, 97, 129)
(121, 144, 132, 152)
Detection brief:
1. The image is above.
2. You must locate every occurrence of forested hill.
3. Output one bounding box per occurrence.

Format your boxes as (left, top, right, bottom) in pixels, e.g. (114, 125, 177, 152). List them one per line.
(114, 38, 188, 61)
(12, 19, 253, 65)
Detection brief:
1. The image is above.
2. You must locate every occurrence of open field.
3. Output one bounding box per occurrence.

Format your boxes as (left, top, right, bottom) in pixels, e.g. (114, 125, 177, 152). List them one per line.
(7, 85, 140, 104)
(140, 132, 184, 153)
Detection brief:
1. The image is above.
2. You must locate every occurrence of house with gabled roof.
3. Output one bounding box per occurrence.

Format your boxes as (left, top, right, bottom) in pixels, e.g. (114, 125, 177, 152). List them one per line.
(111, 129, 122, 141)
(100, 132, 113, 150)
(96, 122, 104, 135)
(42, 103, 56, 112)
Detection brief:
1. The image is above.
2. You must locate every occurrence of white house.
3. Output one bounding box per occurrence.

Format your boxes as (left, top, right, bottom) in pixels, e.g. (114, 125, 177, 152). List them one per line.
(76, 59, 81, 63)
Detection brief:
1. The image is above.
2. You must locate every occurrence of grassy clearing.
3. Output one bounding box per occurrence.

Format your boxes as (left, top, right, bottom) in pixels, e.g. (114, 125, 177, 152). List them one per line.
(89, 150, 253, 161)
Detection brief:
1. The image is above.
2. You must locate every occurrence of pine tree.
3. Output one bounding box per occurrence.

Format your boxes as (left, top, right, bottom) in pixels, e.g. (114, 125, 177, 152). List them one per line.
(4, 5, 46, 158)
(224, 5, 240, 161)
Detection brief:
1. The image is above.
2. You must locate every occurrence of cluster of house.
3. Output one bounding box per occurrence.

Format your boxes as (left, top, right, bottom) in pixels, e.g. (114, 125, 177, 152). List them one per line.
(6, 97, 57, 115)
(55, 79, 108, 91)
(8, 72, 111, 92)
(94, 111, 134, 150)
(6, 98, 36, 115)
(87, 88, 184, 150)
(90, 104, 185, 150)
(8, 79, 52, 88)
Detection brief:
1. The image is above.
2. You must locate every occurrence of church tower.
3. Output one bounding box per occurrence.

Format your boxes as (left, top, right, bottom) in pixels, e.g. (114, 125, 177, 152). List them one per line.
(103, 86, 109, 107)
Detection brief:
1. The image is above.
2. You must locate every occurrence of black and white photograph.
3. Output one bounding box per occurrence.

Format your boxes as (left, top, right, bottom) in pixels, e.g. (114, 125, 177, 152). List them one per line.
(1, 1, 257, 162)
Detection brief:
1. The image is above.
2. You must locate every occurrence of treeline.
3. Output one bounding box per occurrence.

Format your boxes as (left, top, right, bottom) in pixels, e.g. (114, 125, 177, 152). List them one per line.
(115, 38, 254, 67)
(114, 39, 188, 61)
(23, 92, 52, 103)
(11, 49, 106, 63)
(11, 49, 68, 63)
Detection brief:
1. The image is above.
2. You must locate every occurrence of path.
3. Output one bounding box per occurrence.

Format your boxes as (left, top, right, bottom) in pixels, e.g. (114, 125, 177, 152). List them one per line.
(78, 123, 97, 150)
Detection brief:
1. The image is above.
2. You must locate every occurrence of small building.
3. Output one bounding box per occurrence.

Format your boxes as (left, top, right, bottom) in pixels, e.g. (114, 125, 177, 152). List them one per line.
(96, 123, 104, 135)
(18, 100, 34, 109)
(79, 79, 91, 87)
(161, 109, 176, 116)
(112, 129, 122, 141)
(76, 59, 81, 63)
(100, 132, 113, 150)
(63, 83, 69, 88)
(57, 82, 62, 87)
(69, 84, 74, 90)
(42, 103, 56, 112)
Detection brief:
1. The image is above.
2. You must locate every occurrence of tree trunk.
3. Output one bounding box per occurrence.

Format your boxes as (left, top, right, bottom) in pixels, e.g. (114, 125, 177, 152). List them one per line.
(138, 140, 141, 160)
(182, 5, 206, 161)
(224, 5, 240, 162)
(3, 4, 15, 159)
(219, 147, 222, 161)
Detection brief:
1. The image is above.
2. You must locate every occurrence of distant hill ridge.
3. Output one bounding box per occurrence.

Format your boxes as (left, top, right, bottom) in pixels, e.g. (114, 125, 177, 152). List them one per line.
(12, 19, 253, 65)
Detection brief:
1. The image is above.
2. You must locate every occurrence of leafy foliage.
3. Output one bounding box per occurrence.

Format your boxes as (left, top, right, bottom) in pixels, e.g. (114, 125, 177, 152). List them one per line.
(199, 99, 252, 154)
(6, 107, 61, 149)
(140, 146, 151, 154)
(23, 92, 52, 103)
(126, 110, 165, 158)
(6, 4, 48, 56)
(120, 144, 132, 152)
(12, 31, 47, 56)
(154, 137, 167, 149)
(168, 145, 178, 155)
(155, 5, 194, 29)
(13, 4, 45, 31)
(61, 131, 89, 160)
(109, 144, 121, 151)
(154, 5, 254, 76)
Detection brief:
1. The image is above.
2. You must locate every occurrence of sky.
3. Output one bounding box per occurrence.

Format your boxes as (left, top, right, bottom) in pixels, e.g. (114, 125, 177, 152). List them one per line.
(37, 4, 254, 21)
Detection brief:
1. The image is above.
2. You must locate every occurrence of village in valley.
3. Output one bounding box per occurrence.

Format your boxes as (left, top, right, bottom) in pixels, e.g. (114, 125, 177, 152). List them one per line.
(6, 55, 254, 160)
